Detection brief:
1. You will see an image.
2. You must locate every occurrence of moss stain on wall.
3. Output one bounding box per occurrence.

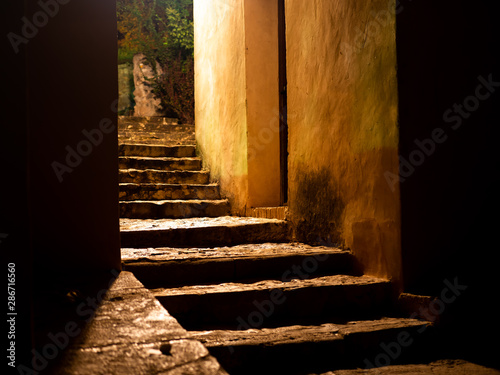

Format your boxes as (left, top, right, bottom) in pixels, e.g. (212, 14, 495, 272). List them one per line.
(286, 0, 402, 283)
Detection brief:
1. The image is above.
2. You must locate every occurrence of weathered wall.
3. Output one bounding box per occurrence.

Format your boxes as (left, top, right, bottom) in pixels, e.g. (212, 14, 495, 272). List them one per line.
(194, 0, 282, 213)
(194, 0, 249, 213)
(285, 0, 402, 283)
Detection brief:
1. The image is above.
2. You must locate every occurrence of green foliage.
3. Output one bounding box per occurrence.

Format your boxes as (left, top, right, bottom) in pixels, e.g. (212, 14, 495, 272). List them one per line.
(164, 7, 194, 53)
(117, 0, 194, 123)
(118, 48, 136, 64)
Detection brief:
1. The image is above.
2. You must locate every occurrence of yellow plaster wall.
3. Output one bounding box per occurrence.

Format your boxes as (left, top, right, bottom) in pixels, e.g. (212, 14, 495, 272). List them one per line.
(194, 0, 249, 213)
(194, 0, 282, 212)
(285, 0, 402, 284)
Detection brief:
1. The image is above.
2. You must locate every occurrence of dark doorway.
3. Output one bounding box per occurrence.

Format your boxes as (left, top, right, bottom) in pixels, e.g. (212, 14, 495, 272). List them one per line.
(278, 0, 288, 205)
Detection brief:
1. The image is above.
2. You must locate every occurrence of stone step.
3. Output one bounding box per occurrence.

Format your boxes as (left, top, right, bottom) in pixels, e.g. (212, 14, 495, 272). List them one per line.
(118, 133, 195, 147)
(151, 275, 392, 329)
(119, 169, 210, 184)
(189, 317, 432, 375)
(119, 183, 221, 201)
(120, 217, 290, 248)
(118, 115, 180, 127)
(326, 359, 500, 375)
(49, 271, 228, 374)
(118, 156, 202, 171)
(120, 199, 230, 219)
(119, 144, 196, 158)
(121, 243, 357, 288)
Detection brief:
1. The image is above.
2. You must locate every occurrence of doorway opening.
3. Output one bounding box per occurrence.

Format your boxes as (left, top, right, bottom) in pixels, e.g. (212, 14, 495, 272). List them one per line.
(116, 0, 194, 123)
(278, 0, 288, 206)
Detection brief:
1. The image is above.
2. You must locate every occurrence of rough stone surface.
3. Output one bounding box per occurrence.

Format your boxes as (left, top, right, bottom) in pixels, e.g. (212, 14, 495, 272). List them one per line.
(120, 216, 290, 248)
(118, 167, 207, 184)
(117, 138, 230, 219)
(119, 183, 221, 201)
(318, 359, 500, 375)
(397, 293, 439, 322)
(121, 242, 349, 263)
(118, 116, 195, 146)
(120, 116, 179, 127)
(133, 53, 166, 117)
(244, 206, 289, 220)
(50, 271, 228, 375)
(190, 318, 427, 347)
(119, 199, 231, 219)
(119, 144, 196, 158)
(119, 130, 195, 146)
(118, 115, 195, 147)
(189, 318, 432, 375)
(119, 169, 210, 184)
(152, 275, 391, 328)
(118, 156, 202, 171)
(153, 274, 388, 297)
(121, 243, 354, 287)
(120, 216, 287, 231)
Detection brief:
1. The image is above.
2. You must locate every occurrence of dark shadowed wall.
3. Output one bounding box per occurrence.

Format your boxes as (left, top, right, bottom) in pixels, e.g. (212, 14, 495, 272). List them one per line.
(2, 2, 121, 360)
(23, 0, 121, 276)
(397, 0, 500, 365)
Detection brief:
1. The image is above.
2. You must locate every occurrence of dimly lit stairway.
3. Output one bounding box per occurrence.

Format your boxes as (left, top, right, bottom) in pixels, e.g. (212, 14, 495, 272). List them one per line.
(121, 221, 434, 375)
(118, 117, 230, 219)
(119, 117, 434, 374)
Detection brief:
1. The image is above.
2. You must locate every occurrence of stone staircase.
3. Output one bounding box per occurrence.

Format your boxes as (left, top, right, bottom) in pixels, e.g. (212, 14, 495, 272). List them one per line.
(118, 117, 230, 219)
(121, 219, 435, 375)
(119, 117, 435, 374)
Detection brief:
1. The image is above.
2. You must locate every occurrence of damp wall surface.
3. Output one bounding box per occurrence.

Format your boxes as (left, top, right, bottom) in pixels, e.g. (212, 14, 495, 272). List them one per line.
(285, 0, 402, 283)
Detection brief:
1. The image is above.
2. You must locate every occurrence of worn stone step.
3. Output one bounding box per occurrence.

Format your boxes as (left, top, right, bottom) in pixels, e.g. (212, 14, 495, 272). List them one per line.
(189, 318, 432, 375)
(325, 359, 500, 375)
(120, 199, 230, 219)
(119, 169, 210, 184)
(120, 217, 290, 248)
(119, 144, 196, 157)
(48, 271, 228, 374)
(119, 183, 221, 201)
(118, 116, 180, 127)
(152, 275, 392, 329)
(122, 243, 357, 288)
(118, 130, 195, 146)
(118, 156, 202, 171)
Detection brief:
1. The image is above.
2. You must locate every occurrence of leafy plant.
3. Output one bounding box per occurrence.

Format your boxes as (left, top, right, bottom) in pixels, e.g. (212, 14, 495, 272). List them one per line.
(164, 7, 194, 53)
(117, 0, 194, 123)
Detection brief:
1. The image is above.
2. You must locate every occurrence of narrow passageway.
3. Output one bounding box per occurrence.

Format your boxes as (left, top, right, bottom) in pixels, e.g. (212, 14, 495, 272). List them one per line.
(117, 117, 436, 375)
